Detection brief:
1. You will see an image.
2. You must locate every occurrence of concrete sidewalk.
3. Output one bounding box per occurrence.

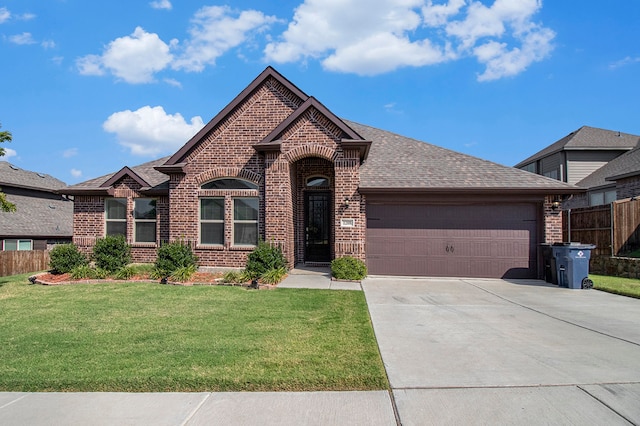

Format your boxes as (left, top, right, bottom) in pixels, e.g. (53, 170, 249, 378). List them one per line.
(278, 266, 362, 290)
(0, 391, 396, 426)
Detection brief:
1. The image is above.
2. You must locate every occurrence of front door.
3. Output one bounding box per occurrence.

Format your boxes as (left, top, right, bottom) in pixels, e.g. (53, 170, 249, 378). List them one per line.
(305, 192, 331, 262)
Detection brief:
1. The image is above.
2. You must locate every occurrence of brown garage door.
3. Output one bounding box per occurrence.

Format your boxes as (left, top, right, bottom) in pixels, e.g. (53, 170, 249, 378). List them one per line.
(366, 203, 539, 278)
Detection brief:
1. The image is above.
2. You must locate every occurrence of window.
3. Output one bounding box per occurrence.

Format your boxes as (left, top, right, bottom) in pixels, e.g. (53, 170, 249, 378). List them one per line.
(134, 198, 157, 243)
(605, 190, 617, 204)
(201, 178, 258, 190)
(200, 198, 224, 245)
(105, 198, 127, 236)
(306, 176, 330, 187)
(233, 198, 258, 246)
(543, 169, 559, 180)
(522, 163, 536, 173)
(2, 239, 32, 251)
(590, 190, 617, 206)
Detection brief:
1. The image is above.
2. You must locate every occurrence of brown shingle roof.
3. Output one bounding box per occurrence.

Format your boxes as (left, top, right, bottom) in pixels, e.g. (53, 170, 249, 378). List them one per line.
(515, 126, 640, 168)
(576, 145, 640, 189)
(349, 121, 579, 194)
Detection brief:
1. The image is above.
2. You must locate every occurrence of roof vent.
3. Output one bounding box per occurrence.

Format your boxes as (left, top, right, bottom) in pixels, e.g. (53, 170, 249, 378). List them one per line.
(48, 205, 56, 209)
(616, 131, 621, 137)
(37, 173, 46, 178)
(10, 165, 19, 170)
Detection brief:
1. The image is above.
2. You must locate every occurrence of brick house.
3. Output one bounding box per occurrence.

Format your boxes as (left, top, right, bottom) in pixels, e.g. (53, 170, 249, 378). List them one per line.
(64, 67, 579, 279)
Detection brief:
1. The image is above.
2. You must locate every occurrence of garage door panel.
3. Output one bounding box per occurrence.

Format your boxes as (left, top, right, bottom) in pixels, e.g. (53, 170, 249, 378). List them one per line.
(366, 203, 539, 278)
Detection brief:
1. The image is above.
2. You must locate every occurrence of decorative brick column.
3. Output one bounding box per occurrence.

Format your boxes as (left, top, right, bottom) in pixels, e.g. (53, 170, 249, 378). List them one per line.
(543, 196, 563, 243)
(264, 151, 294, 266)
(334, 149, 366, 260)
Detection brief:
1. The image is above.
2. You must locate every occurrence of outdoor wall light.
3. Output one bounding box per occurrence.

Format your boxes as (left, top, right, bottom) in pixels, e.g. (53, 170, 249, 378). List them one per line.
(551, 200, 561, 210)
(344, 196, 350, 207)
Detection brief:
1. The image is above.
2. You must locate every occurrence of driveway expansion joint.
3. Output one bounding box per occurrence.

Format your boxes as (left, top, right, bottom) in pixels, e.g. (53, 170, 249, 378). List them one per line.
(578, 385, 638, 426)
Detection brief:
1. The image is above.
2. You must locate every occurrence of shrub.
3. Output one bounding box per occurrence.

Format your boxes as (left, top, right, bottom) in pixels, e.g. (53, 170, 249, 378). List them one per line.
(49, 244, 87, 274)
(331, 256, 367, 281)
(93, 268, 110, 279)
(169, 264, 197, 282)
(115, 265, 136, 280)
(155, 241, 198, 277)
(245, 240, 287, 279)
(70, 264, 95, 280)
(260, 267, 287, 285)
(93, 235, 131, 273)
(222, 270, 248, 284)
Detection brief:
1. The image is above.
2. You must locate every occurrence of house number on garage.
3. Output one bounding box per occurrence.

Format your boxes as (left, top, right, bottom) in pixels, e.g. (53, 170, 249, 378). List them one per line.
(340, 218, 355, 228)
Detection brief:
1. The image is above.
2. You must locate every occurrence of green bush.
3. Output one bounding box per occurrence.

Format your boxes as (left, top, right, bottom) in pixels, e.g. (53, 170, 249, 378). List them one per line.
(331, 256, 367, 281)
(260, 267, 287, 285)
(222, 270, 249, 284)
(115, 265, 136, 280)
(49, 244, 87, 274)
(245, 241, 287, 280)
(70, 264, 95, 279)
(169, 264, 197, 282)
(155, 240, 198, 277)
(93, 235, 131, 273)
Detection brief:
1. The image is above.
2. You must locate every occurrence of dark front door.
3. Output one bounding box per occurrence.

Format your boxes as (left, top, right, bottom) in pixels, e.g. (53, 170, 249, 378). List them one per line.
(305, 192, 331, 262)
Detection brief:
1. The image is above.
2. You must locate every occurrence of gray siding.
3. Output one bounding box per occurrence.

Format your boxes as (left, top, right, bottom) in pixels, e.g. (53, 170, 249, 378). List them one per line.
(540, 152, 563, 181)
(566, 151, 624, 185)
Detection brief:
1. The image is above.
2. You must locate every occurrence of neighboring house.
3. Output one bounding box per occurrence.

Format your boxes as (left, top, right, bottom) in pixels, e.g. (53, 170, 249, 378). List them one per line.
(515, 127, 640, 209)
(0, 161, 73, 250)
(63, 67, 579, 279)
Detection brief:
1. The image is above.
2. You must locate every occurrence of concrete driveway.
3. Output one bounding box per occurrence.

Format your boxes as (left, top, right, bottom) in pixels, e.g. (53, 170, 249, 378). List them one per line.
(363, 277, 640, 425)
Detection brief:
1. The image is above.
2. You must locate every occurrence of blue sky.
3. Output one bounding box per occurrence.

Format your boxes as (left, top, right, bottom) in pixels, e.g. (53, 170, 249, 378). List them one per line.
(1, 0, 639, 184)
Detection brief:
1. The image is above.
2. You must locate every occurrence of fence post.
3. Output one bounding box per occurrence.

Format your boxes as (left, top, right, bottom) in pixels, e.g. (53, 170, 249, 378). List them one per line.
(567, 209, 571, 242)
(611, 202, 615, 256)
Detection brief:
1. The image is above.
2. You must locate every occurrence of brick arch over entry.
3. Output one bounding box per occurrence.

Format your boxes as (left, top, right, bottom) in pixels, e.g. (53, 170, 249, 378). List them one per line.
(195, 167, 263, 186)
(284, 145, 337, 164)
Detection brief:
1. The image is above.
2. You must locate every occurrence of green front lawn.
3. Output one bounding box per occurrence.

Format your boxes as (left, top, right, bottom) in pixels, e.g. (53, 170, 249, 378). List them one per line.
(0, 273, 388, 392)
(591, 274, 640, 299)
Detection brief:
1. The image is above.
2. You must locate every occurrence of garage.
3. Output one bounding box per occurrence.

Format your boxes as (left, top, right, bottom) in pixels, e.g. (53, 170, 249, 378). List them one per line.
(366, 202, 539, 278)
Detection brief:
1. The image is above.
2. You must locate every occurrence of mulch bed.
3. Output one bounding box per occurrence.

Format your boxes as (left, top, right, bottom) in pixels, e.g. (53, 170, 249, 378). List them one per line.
(31, 272, 278, 289)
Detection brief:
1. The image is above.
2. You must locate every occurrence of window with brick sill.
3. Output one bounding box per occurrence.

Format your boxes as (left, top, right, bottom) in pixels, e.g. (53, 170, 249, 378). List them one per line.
(134, 198, 157, 243)
(105, 198, 126, 237)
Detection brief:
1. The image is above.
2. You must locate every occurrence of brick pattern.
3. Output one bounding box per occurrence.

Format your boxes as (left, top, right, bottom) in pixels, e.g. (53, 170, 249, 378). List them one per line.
(543, 196, 563, 243)
(72, 178, 169, 261)
(616, 176, 640, 200)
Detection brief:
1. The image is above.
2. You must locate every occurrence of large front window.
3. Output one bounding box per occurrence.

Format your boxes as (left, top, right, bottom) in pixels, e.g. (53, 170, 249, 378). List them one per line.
(233, 198, 258, 246)
(105, 198, 127, 236)
(134, 198, 157, 243)
(200, 198, 224, 245)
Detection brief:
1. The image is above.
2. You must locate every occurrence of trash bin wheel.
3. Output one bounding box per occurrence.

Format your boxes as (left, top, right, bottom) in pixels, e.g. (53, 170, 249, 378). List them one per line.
(582, 278, 594, 290)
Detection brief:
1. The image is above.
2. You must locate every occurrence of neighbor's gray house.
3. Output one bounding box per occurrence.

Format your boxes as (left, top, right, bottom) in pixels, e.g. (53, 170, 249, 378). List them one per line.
(515, 126, 640, 208)
(0, 161, 73, 250)
(63, 67, 579, 279)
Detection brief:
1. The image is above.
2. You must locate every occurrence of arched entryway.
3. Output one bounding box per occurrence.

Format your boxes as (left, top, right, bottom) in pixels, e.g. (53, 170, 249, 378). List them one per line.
(291, 157, 335, 264)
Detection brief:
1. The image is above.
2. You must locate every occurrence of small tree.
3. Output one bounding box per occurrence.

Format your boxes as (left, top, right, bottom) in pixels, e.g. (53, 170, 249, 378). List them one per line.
(0, 122, 16, 212)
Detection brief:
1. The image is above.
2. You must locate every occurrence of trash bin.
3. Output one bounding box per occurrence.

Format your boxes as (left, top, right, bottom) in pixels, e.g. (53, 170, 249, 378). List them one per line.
(540, 244, 557, 284)
(552, 243, 596, 289)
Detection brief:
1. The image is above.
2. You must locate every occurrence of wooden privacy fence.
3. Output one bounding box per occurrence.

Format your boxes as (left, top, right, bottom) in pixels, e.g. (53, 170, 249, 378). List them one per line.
(563, 198, 640, 256)
(0, 250, 50, 277)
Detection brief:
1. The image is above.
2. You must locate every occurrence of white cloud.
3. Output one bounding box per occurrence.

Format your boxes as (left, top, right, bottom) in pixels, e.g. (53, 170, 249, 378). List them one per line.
(41, 39, 56, 49)
(9, 32, 36, 45)
(0, 148, 17, 160)
(150, 0, 172, 10)
(265, 0, 554, 80)
(173, 6, 278, 72)
(609, 56, 640, 70)
(0, 7, 10, 24)
(63, 148, 78, 158)
(70, 169, 82, 178)
(163, 78, 182, 88)
(103, 105, 204, 156)
(77, 27, 176, 84)
(18, 13, 36, 21)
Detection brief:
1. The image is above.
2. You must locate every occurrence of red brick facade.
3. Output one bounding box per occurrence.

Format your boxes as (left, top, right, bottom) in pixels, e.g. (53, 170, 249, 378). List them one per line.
(72, 71, 366, 268)
(616, 176, 640, 200)
(69, 67, 570, 275)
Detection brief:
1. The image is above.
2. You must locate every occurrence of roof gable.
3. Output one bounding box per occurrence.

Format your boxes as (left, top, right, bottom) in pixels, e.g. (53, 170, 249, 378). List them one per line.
(100, 166, 149, 189)
(515, 126, 640, 168)
(160, 66, 309, 169)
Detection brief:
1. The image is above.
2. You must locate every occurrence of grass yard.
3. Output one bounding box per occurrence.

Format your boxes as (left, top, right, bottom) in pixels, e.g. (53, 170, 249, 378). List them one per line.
(591, 274, 640, 299)
(0, 273, 388, 392)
